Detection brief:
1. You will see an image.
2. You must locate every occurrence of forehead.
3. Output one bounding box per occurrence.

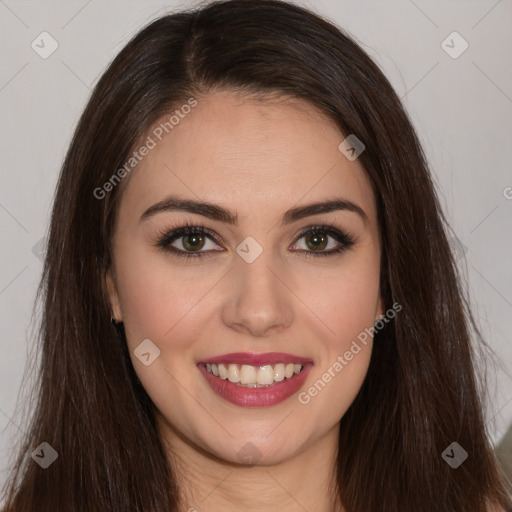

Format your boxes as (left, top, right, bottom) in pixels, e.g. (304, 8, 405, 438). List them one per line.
(118, 90, 377, 227)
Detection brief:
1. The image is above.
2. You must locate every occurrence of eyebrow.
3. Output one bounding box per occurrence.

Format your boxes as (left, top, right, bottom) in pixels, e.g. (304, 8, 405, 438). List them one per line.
(139, 194, 368, 227)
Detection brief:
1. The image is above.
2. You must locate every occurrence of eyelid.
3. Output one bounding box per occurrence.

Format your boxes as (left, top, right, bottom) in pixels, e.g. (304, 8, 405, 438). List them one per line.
(155, 218, 350, 241)
(290, 221, 358, 254)
(293, 219, 346, 239)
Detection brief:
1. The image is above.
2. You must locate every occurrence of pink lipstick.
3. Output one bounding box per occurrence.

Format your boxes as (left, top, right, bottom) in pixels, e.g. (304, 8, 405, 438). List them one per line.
(197, 352, 313, 407)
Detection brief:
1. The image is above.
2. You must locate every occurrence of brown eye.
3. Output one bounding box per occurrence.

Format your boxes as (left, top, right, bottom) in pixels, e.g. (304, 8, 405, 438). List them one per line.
(155, 224, 223, 259)
(182, 233, 206, 251)
(304, 231, 329, 251)
(290, 226, 357, 258)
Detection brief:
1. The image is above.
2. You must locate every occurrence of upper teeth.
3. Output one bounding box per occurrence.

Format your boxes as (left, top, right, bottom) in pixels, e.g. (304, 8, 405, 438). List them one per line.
(205, 363, 304, 387)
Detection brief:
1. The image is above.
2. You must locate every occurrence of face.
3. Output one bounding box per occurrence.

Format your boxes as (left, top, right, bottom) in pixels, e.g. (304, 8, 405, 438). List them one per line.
(106, 90, 383, 466)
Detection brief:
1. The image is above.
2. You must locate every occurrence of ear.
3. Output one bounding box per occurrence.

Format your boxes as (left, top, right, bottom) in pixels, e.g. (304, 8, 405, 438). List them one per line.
(105, 267, 122, 321)
(375, 294, 385, 323)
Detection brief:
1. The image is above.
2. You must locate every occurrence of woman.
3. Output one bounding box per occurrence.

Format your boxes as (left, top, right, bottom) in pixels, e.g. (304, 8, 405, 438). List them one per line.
(2, 0, 511, 510)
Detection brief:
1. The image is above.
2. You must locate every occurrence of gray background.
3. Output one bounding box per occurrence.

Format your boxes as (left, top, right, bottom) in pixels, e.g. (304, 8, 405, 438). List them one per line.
(1, 0, 511, 493)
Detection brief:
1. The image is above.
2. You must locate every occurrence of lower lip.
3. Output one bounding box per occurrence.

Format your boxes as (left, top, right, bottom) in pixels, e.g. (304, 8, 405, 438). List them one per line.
(198, 364, 313, 407)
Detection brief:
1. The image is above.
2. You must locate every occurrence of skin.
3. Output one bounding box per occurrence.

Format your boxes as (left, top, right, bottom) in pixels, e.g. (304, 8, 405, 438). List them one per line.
(106, 90, 384, 512)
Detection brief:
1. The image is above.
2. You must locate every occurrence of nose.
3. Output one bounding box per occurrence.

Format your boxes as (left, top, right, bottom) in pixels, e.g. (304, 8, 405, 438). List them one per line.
(221, 249, 294, 338)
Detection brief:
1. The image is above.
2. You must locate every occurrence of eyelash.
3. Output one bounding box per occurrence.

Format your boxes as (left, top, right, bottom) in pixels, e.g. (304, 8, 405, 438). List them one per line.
(154, 220, 357, 260)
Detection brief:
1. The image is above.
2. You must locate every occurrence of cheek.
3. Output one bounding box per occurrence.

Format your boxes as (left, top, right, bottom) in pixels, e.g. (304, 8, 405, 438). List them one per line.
(113, 251, 208, 418)
(293, 252, 380, 415)
(295, 251, 381, 347)
(113, 244, 213, 349)
(294, 288, 378, 427)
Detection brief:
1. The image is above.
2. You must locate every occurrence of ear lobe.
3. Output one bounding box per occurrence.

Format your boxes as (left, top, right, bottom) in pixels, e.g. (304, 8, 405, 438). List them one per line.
(105, 269, 122, 321)
(375, 295, 385, 323)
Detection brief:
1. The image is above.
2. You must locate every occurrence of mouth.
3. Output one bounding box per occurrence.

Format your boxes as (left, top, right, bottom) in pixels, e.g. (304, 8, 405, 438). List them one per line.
(197, 352, 313, 407)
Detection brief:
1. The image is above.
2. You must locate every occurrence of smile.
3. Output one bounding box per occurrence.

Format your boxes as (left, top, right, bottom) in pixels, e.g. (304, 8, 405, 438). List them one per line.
(197, 352, 313, 407)
(205, 362, 304, 387)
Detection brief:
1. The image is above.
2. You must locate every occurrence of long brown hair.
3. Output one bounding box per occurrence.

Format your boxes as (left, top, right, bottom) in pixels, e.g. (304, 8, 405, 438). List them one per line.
(2, 1, 511, 510)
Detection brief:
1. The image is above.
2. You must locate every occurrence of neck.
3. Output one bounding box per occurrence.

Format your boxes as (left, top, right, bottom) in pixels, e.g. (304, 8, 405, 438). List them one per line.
(155, 413, 343, 512)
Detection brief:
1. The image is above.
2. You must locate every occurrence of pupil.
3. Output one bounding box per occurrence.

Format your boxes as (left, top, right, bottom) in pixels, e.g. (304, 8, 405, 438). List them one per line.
(307, 232, 327, 250)
(184, 234, 204, 251)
